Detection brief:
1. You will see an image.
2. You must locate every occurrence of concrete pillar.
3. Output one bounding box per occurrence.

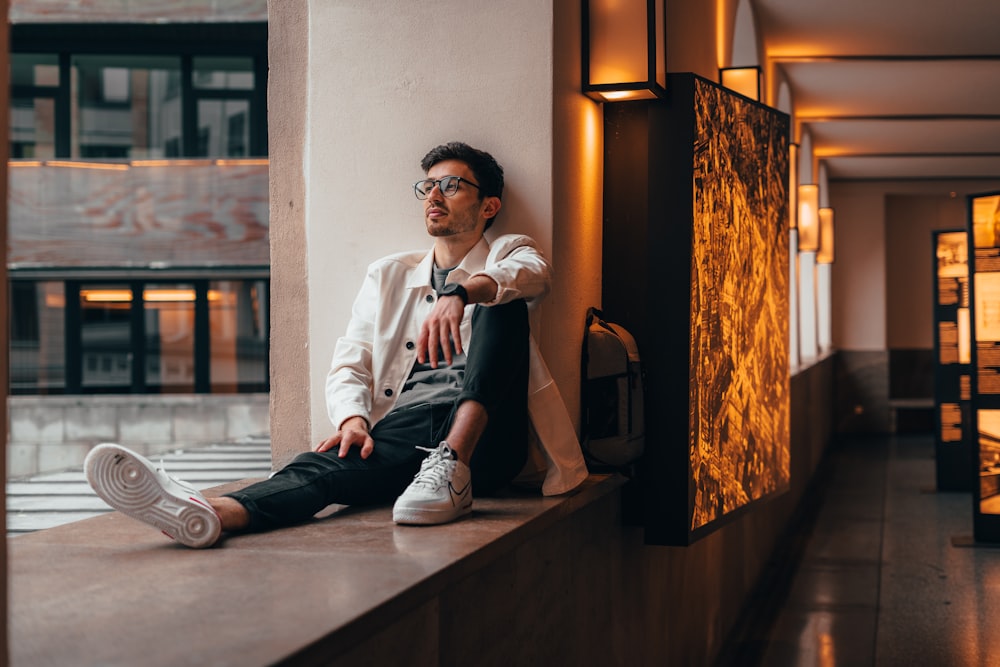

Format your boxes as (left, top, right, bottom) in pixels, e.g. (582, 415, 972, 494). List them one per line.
(267, 1, 602, 465)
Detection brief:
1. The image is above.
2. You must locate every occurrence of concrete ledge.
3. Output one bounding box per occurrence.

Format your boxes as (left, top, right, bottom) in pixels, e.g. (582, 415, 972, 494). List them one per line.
(9, 474, 623, 666)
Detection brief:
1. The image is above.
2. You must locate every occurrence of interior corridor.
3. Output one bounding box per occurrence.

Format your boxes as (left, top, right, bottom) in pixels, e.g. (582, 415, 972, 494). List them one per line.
(722, 433, 1000, 666)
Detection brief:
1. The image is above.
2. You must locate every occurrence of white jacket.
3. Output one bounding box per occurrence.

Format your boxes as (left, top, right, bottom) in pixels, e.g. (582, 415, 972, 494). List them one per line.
(325, 234, 588, 495)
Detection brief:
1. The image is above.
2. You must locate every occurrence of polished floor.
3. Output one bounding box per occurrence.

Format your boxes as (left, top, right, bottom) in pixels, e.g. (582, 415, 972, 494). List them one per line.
(726, 433, 1000, 666)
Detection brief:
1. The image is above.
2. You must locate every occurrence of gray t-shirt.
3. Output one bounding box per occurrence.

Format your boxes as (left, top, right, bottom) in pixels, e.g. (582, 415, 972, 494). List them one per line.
(390, 264, 467, 411)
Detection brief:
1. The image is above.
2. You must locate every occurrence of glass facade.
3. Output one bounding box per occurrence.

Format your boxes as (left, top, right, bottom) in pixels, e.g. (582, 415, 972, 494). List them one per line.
(209, 280, 269, 392)
(10, 49, 265, 160)
(10, 54, 58, 158)
(72, 55, 183, 159)
(9, 279, 269, 395)
(10, 281, 66, 392)
(8, 25, 269, 396)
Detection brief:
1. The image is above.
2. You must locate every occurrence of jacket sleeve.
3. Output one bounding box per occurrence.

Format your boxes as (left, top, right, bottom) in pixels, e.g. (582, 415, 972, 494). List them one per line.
(325, 264, 378, 431)
(473, 233, 552, 306)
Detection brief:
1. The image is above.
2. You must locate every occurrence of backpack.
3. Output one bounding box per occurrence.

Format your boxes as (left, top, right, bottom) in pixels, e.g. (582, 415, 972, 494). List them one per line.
(581, 307, 645, 468)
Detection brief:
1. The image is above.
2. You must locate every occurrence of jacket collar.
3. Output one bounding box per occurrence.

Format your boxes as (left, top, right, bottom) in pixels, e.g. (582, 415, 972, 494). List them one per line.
(405, 236, 491, 290)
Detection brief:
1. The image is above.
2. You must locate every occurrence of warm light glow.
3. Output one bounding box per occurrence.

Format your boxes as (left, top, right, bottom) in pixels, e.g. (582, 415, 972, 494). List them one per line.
(789, 144, 799, 229)
(816, 207, 835, 263)
(216, 158, 269, 167)
(81, 289, 133, 303)
(9, 161, 43, 168)
(131, 159, 212, 168)
(719, 67, 761, 101)
(145, 289, 198, 302)
(48, 160, 129, 171)
(80, 288, 229, 304)
(599, 89, 659, 101)
(798, 184, 820, 251)
(584, 0, 666, 101)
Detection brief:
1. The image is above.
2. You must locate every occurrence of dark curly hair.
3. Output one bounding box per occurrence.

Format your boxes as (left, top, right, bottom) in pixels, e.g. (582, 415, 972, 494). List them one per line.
(420, 142, 504, 229)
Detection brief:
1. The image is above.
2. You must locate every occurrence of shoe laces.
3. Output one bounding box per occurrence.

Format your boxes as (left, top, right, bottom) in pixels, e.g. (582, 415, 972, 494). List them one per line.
(412, 443, 456, 490)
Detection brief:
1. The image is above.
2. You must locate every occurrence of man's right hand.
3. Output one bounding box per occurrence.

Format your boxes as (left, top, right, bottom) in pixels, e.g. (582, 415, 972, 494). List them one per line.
(314, 416, 375, 459)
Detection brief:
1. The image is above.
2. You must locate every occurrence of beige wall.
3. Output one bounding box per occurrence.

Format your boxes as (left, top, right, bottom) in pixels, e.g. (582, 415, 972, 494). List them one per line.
(886, 194, 967, 349)
(268, 1, 604, 462)
(829, 180, 998, 352)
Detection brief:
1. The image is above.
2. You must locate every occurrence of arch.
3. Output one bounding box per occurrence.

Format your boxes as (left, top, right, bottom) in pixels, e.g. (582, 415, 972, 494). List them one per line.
(730, 0, 758, 66)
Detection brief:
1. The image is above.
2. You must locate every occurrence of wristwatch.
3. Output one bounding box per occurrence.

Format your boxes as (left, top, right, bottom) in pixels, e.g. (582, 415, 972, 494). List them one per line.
(438, 282, 469, 305)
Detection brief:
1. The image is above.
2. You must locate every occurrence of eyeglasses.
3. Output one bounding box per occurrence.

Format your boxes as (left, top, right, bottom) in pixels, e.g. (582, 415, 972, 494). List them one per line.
(413, 175, 481, 200)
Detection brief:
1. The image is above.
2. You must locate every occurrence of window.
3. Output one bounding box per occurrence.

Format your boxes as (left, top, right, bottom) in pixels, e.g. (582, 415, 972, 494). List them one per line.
(10, 53, 58, 159)
(9, 278, 269, 395)
(72, 55, 183, 160)
(10, 281, 66, 393)
(79, 284, 135, 390)
(209, 280, 268, 392)
(144, 284, 197, 392)
(9, 46, 265, 159)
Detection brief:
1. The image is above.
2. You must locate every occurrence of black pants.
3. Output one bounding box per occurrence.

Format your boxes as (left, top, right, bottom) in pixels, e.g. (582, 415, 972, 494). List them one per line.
(226, 300, 530, 532)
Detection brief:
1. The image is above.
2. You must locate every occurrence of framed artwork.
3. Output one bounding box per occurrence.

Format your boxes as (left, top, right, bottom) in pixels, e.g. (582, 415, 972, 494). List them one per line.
(966, 191, 1000, 541)
(602, 73, 791, 545)
(932, 229, 972, 491)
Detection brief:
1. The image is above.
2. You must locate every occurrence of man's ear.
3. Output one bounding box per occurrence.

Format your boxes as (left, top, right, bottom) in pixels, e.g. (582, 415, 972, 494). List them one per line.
(481, 196, 502, 220)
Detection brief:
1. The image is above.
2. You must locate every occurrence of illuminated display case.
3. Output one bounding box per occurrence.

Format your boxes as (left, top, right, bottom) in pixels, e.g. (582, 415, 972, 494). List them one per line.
(602, 73, 791, 546)
(932, 229, 973, 491)
(966, 190, 1000, 541)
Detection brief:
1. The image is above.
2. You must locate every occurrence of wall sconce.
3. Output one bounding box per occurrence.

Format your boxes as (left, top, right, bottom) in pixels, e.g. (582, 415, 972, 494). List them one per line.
(798, 184, 820, 251)
(817, 207, 835, 264)
(582, 0, 666, 102)
(719, 66, 762, 102)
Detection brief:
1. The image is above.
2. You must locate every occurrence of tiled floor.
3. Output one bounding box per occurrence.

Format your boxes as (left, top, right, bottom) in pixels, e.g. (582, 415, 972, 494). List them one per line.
(732, 434, 1000, 666)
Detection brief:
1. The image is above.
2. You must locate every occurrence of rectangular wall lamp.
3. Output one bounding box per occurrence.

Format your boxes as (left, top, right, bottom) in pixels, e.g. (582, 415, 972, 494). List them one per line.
(798, 184, 820, 251)
(582, 0, 666, 101)
(817, 207, 835, 264)
(719, 66, 762, 102)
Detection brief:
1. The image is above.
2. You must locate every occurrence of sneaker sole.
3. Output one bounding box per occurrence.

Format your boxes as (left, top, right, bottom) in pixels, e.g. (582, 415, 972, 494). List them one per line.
(393, 501, 472, 526)
(85, 444, 220, 548)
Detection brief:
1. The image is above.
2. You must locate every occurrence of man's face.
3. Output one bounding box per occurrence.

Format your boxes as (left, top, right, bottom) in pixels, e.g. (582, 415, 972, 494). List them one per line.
(422, 159, 486, 239)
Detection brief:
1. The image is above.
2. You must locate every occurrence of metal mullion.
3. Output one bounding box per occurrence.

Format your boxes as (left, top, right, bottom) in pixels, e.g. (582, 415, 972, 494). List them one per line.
(64, 280, 82, 393)
(194, 280, 210, 393)
(131, 281, 146, 393)
(56, 52, 71, 157)
(252, 53, 267, 156)
(181, 55, 197, 156)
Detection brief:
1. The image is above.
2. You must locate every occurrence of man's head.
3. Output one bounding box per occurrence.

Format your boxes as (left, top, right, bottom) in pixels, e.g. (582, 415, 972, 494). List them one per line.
(419, 142, 504, 230)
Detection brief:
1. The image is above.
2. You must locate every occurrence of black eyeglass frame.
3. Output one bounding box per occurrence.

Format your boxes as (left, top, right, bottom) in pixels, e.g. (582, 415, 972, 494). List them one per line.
(413, 175, 481, 200)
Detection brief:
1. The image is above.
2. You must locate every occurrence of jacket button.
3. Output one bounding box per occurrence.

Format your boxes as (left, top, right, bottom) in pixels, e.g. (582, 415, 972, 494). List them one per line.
(406, 341, 415, 350)
(384, 388, 393, 397)
(425, 294, 434, 303)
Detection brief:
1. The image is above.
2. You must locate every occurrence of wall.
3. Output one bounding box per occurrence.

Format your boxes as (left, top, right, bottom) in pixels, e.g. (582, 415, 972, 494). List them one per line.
(829, 179, 998, 432)
(268, 0, 603, 465)
(886, 194, 967, 349)
(7, 394, 269, 478)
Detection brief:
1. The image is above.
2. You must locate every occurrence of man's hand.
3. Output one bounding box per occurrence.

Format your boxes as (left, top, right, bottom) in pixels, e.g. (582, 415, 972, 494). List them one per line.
(417, 293, 466, 368)
(314, 416, 375, 459)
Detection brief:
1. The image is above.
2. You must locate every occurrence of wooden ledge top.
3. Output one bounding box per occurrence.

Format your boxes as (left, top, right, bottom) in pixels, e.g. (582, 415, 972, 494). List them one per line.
(10, 474, 622, 667)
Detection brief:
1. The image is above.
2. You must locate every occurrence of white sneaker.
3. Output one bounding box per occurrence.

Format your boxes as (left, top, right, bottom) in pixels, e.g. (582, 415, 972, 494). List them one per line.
(393, 442, 472, 525)
(85, 443, 221, 548)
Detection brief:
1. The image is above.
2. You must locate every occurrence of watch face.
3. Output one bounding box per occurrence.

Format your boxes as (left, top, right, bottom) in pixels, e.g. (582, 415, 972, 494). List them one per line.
(441, 283, 468, 303)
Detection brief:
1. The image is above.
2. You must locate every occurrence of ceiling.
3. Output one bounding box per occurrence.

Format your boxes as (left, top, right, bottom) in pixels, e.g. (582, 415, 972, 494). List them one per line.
(752, 0, 1000, 182)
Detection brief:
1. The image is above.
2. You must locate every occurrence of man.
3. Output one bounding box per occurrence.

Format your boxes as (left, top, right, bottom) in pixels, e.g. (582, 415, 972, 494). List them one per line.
(85, 142, 586, 549)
